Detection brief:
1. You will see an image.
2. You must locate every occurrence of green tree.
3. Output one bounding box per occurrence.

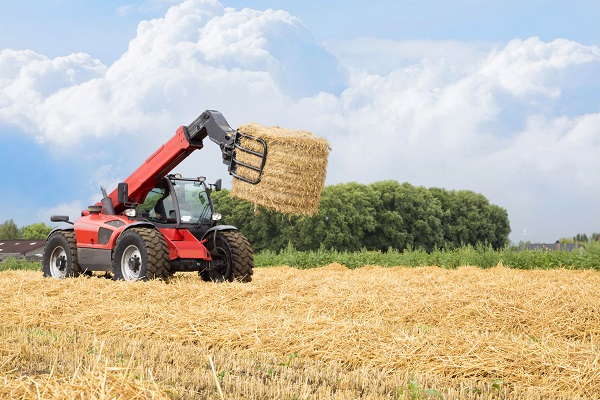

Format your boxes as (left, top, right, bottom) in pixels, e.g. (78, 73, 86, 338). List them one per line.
(429, 188, 510, 249)
(0, 219, 21, 239)
(212, 189, 290, 252)
(363, 181, 407, 251)
(559, 237, 575, 244)
(21, 222, 53, 239)
(573, 233, 589, 243)
(370, 181, 444, 252)
(288, 183, 380, 251)
(212, 181, 510, 253)
(214, 183, 382, 252)
(485, 204, 511, 249)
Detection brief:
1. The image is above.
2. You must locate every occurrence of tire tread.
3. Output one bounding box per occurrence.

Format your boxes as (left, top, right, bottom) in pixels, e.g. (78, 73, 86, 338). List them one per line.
(132, 227, 171, 280)
(222, 231, 254, 282)
(43, 230, 81, 278)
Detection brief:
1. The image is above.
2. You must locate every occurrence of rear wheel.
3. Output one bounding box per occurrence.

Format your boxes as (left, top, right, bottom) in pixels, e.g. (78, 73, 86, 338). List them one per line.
(203, 230, 253, 282)
(43, 231, 81, 279)
(112, 227, 171, 281)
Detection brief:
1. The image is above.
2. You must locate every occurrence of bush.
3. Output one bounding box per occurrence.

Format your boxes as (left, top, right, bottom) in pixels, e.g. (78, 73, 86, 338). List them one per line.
(0, 257, 42, 271)
(254, 244, 599, 270)
(3, 246, 596, 273)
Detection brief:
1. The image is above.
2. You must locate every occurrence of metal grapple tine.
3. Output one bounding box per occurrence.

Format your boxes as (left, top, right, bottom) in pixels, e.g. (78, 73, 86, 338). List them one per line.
(229, 132, 268, 184)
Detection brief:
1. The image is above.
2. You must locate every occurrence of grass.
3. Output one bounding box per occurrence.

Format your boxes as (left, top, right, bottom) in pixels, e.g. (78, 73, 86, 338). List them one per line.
(0, 257, 42, 271)
(3, 242, 599, 273)
(254, 241, 600, 270)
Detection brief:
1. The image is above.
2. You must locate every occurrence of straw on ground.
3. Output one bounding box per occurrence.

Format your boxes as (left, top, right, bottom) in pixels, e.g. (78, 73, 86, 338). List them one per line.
(1, 265, 599, 399)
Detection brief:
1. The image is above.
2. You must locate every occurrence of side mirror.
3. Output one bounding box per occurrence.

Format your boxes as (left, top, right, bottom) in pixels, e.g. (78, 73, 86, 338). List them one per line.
(50, 215, 70, 223)
(214, 178, 222, 192)
(118, 183, 129, 204)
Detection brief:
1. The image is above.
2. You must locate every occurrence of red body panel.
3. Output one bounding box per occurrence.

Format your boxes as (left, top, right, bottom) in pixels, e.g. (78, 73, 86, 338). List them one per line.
(75, 215, 211, 261)
(74, 214, 130, 250)
(160, 228, 211, 260)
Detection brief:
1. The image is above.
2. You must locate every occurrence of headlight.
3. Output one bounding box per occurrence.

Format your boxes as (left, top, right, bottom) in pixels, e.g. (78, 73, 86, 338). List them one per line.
(124, 209, 136, 217)
(211, 213, 222, 221)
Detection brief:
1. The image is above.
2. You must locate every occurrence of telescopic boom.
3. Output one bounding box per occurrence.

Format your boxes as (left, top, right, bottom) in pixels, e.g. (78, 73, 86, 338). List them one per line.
(105, 110, 267, 214)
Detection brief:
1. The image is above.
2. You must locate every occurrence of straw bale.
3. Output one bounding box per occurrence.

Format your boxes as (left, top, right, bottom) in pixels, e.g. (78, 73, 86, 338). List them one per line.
(2, 267, 600, 399)
(231, 123, 330, 215)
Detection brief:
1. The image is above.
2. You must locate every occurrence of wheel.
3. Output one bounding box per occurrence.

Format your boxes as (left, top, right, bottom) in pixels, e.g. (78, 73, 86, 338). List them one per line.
(42, 231, 81, 279)
(112, 227, 171, 281)
(203, 230, 254, 282)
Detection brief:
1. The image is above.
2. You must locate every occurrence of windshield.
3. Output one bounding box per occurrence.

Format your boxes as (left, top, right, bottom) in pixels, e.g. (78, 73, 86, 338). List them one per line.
(171, 179, 213, 224)
(135, 178, 214, 224)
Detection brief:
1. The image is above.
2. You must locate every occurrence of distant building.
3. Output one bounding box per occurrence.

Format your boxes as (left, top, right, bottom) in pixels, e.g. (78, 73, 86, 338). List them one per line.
(525, 243, 584, 252)
(0, 240, 45, 262)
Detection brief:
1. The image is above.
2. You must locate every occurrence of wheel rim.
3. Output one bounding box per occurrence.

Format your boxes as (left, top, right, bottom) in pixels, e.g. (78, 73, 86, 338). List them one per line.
(49, 246, 68, 279)
(210, 237, 232, 281)
(121, 245, 142, 281)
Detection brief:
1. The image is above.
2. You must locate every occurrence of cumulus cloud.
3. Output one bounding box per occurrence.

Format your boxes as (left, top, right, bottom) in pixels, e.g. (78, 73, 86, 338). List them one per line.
(0, 50, 106, 137)
(328, 37, 600, 173)
(1, 0, 600, 242)
(324, 36, 600, 241)
(0, 0, 344, 147)
(37, 200, 85, 226)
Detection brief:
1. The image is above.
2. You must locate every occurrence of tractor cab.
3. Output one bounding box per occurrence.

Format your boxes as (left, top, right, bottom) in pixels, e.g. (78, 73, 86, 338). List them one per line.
(128, 174, 223, 237)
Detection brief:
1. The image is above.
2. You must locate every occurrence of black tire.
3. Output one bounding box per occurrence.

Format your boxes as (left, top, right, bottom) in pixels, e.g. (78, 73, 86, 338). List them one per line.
(112, 227, 171, 281)
(42, 231, 81, 279)
(203, 230, 254, 282)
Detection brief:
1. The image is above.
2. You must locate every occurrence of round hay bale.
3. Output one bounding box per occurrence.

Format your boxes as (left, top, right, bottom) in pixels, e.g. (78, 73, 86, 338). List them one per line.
(231, 123, 330, 215)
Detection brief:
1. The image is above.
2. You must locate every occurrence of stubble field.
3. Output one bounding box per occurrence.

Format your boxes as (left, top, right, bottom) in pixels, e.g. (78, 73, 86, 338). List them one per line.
(1, 264, 599, 399)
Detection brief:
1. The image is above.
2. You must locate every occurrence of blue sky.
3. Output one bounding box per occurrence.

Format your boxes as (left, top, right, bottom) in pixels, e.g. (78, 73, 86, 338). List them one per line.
(1, 0, 600, 244)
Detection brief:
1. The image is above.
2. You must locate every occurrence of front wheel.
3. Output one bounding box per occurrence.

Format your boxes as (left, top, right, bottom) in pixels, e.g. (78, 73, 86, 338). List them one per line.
(204, 230, 254, 282)
(42, 231, 81, 279)
(112, 227, 171, 281)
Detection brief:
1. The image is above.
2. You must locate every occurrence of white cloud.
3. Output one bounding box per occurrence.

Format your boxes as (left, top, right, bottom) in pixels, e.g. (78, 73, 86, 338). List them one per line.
(478, 37, 600, 99)
(38, 200, 85, 226)
(1, 1, 600, 242)
(0, 0, 343, 149)
(0, 50, 106, 136)
(327, 37, 600, 173)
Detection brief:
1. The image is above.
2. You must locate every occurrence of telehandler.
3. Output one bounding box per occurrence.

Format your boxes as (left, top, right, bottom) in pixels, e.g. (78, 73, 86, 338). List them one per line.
(43, 110, 267, 282)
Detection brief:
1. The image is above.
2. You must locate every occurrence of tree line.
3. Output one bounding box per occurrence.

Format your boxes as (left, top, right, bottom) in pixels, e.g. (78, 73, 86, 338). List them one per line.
(559, 233, 600, 244)
(0, 220, 53, 240)
(0, 180, 512, 252)
(212, 180, 511, 253)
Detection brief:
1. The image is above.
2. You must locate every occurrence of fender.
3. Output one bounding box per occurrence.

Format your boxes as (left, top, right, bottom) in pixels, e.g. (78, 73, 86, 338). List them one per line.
(110, 220, 160, 248)
(201, 225, 237, 241)
(46, 227, 74, 241)
(47, 221, 156, 244)
(120, 221, 157, 234)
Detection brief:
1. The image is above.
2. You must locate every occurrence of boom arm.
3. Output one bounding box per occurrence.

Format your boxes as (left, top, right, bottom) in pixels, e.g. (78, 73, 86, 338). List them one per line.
(105, 110, 267, 215)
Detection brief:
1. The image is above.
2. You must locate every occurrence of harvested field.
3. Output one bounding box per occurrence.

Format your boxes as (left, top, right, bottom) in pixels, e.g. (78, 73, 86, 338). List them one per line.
(1, 265, 600, 399)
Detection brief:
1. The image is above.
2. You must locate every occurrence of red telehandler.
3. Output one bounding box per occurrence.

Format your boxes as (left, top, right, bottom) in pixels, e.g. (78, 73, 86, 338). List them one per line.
(43, 110, 267, 282)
